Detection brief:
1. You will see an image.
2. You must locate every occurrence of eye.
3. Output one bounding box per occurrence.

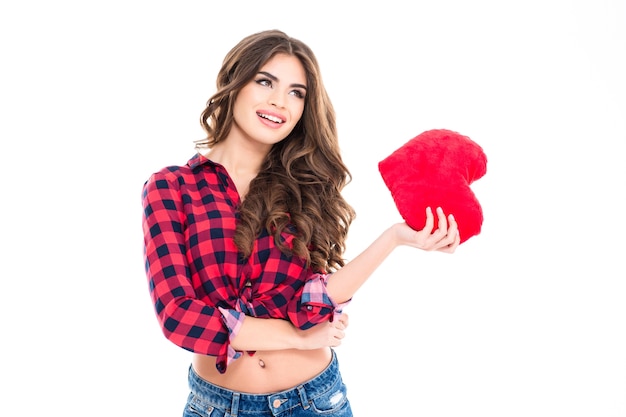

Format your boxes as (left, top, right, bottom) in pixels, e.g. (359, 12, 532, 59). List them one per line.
(255, 78, 272, 87)
(290, 89, 305, 99)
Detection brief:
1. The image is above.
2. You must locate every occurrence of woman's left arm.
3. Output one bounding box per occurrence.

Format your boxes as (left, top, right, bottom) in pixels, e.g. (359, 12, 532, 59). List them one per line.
(325, 206, 460, 304)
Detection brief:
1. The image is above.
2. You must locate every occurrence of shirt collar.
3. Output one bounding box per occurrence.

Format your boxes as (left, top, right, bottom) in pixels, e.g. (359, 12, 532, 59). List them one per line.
(188, 152, 218, 170)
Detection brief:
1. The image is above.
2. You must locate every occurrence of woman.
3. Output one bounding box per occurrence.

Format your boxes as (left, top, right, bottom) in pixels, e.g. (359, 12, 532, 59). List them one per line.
(142, 29, 460, 416)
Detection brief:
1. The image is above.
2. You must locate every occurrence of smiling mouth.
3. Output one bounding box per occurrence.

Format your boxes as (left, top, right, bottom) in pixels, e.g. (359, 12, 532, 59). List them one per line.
(257, 112, 284, 124)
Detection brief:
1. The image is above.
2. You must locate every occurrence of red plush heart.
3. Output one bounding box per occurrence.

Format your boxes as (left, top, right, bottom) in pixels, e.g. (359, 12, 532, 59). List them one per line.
(378, 129, 487, 244)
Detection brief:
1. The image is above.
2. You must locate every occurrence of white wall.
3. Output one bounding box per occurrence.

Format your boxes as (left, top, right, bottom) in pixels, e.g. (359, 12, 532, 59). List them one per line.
(1, 1, 624, 416)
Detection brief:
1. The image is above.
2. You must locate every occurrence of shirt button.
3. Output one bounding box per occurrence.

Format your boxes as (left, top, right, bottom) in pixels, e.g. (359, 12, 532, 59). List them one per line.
(273, 399, 282, 408)
(306, 305, 313, 311)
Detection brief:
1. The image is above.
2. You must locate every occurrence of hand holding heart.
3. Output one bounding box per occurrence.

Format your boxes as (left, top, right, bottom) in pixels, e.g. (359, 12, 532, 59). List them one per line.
(378, 129, 487, 245)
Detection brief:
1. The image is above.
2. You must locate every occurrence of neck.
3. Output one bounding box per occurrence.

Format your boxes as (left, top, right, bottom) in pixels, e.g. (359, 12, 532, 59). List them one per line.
(204, 141, 267, 179)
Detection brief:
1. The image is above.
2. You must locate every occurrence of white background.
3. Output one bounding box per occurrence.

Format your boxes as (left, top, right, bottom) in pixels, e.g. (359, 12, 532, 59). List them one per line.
(1, 1, 625, 416)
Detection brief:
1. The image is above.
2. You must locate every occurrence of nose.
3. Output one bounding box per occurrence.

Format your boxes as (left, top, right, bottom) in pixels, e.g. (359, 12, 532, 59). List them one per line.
(268, 91, 285, 108)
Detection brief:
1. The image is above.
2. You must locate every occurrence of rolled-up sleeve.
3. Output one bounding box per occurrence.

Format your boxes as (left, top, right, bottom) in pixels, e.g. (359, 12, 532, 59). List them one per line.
(287, 273, 350, 329)
(218, 307, 245, 365)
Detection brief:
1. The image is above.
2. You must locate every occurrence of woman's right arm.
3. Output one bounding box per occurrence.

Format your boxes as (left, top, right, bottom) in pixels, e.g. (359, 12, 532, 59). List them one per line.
(142, 170, 233, 358)
(142, 171, 344, 366)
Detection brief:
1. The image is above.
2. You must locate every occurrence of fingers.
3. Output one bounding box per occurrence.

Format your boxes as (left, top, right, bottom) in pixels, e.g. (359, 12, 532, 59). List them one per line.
(436, 207, 448, 233)
(301, 316, 350, 349)
(425, 206, 450, 236)
(438, 230, 460, 253)
(424, 207, 448, 240)
(425, 207, 460, 251)
(335, 328, 346, 339)
(331, 313, 349, 346)
(423, 206, 435, 233)
(436, 213, 460, 253)
(330, 321, 345, 346)
(333, 313, 348, 330)
(450, 226, 461, 247)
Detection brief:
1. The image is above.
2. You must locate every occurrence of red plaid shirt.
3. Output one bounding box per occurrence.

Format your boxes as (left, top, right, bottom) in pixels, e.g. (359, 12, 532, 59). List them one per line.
(142, 153, 343, 373)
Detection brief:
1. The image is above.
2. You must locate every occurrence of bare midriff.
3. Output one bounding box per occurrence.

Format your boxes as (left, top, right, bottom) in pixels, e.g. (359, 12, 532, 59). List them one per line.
(191, 347, 332, 393)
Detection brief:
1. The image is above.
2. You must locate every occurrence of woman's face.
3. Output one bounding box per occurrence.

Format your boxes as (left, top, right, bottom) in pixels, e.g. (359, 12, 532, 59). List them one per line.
(230, 53, 307, 149)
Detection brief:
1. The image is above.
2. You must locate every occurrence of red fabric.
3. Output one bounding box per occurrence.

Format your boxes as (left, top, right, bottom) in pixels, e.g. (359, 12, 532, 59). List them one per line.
(378, 129, 487, 244)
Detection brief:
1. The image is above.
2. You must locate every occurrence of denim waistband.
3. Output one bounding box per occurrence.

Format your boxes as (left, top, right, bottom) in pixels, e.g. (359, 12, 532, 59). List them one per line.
(187, 349, 342, 416)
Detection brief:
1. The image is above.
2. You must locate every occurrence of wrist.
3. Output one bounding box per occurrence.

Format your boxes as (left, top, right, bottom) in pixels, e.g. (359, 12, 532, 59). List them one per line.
(385, 223, 403, 248)
(281, 320, 303, 350)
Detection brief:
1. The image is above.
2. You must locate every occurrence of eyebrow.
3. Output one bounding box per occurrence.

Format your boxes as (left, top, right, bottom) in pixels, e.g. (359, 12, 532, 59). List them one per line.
(258, 71, 307, 90)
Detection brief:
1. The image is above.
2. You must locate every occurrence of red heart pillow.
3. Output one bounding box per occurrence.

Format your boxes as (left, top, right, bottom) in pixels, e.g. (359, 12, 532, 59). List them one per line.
(378, 129, 487, 244)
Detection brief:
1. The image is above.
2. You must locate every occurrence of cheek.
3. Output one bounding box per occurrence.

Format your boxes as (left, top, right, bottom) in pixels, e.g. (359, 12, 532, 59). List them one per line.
(293, 102, 305, 122)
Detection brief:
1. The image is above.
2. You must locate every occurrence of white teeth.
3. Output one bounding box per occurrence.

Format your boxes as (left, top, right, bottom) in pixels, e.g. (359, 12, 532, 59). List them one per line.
(258, 113, 283, 123)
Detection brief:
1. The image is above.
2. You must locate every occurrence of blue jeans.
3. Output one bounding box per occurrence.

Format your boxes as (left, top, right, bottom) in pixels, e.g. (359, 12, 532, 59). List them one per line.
(183, 349, 353, 417)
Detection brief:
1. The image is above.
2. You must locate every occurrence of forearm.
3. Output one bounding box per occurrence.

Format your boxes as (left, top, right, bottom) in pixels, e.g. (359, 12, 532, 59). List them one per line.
(325, 209, 459, 303)
(229, 316, 300, 351)
(326, 226, 399, 303)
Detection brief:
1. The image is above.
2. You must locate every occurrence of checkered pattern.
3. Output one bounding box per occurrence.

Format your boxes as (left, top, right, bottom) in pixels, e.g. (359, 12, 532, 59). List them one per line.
(142, 153, 340, 373)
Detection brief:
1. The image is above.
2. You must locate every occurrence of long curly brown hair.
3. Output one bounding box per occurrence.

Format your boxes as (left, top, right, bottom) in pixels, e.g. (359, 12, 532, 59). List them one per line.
(195, 30, 355, 273)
